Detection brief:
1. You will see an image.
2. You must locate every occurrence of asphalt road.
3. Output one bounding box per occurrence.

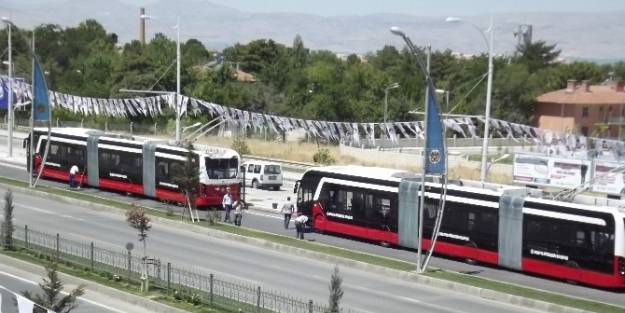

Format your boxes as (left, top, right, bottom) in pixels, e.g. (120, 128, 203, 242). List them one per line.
(3, 186, 547, 313)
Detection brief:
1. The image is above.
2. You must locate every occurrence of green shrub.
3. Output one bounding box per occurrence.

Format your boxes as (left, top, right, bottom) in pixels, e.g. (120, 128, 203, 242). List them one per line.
(231, 137, 251, 155)
(313, 148, 335, 165)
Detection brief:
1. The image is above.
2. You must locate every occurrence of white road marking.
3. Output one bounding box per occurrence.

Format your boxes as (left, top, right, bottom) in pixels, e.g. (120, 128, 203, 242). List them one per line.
(0, 161, 25, 170)
(0, 270, 130, 313)
(15, 202, 85, 221)
(246, 210, 282, 220)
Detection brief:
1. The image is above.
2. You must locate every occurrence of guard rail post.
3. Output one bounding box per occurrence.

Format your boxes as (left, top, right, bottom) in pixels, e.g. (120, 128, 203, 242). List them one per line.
(167, 262, 171, 294)
(209, 273, 214, 305)
(90, 242, 94, 271)
(127, 250, 132, 281)
(256, 286, 261, 313)
(55, 233, 60, 261)
(24, 225, 28, 249)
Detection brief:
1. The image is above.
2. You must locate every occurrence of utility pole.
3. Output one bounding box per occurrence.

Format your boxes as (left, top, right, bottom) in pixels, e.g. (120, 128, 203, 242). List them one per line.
(4, 18, 13, 157)
(175, 16, 181, 142)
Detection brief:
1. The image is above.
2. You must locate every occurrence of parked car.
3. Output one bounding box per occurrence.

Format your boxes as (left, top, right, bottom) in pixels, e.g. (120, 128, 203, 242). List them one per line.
(239, 161, 283, 190)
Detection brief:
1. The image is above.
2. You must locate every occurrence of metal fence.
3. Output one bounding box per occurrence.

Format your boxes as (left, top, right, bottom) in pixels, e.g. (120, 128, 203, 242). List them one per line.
(6, 225, 359, 313)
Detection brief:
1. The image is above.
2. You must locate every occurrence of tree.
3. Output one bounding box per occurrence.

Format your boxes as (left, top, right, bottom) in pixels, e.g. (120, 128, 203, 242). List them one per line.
(22, 263, 85, 313)
(126, 207, 152, 292)
(2, 189, 15, 250)
(172, 142, 200, 222)
(327, 266, 344, 313)
(515, 40, 561, 73)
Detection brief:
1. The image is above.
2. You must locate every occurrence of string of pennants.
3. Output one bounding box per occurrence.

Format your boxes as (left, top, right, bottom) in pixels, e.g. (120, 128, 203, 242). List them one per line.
(3, 76, 624, 158)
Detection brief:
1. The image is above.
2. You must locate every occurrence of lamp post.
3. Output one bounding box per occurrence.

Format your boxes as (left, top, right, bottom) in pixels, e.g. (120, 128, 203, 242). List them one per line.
(446, 16, 494, 183)
(2, 17, 13, 158)
(140, 14, 182, 142)
(384, 82, 400, 124)
(390, 26, 431, 273)
(175, 16, 181, 142)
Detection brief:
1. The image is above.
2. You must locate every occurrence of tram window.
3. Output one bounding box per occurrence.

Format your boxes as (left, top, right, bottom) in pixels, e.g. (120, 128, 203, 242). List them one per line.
(50, 144, 59, 155)
(468, 212, 476, 231)
(352, 192, 363, 216)
(576, 231, 586, 246)
(336, 190, 353, 212)
(364, 194, 375, 219)
(157, 161, 169, 179)
(377, 198, 391, 218)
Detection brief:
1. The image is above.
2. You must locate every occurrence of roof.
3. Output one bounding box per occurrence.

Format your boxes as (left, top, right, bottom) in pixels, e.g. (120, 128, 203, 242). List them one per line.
(306, 165, 418, 182)
(536, 85, 625, 105)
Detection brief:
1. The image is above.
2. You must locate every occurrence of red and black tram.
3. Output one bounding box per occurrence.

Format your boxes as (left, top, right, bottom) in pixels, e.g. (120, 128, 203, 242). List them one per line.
(294, 165, 625, 288)
(25, 127, 241, 207)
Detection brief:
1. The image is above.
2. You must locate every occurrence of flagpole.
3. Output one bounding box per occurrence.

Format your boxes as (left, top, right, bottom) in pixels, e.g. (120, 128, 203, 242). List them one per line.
(416, 46, 431, 273)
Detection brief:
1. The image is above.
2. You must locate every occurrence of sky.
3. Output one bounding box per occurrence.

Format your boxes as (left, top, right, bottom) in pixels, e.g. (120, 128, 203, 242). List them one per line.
(180, 0, 625, 16)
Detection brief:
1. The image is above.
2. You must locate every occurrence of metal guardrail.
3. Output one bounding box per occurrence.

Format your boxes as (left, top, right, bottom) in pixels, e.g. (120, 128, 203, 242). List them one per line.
(4, 225, 360, 313)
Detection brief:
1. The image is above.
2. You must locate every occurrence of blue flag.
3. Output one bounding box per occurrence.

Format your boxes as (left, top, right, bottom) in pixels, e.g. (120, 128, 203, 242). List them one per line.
(33, 59, 50, 121)
(0, 79, 8, 110)
(424, 86, 446, 174)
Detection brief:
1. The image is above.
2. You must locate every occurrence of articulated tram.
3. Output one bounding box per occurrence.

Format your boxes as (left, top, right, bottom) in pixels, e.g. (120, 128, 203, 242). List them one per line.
(294, 165, 625, 288)
(25, 128, 241, 207)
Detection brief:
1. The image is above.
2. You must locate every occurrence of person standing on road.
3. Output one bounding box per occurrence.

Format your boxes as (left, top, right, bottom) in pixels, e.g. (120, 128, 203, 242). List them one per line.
(281, 196, 295, 229)
(69, 164, 79, 188)
(222, 187, 233, 223)
(294, 213, 309, 240)
(233, 199, 244, 226)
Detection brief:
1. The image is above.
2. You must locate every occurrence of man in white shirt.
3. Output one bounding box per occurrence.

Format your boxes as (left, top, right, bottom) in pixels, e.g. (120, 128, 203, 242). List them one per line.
(280, 197, 295, 229)
(294, 213, 309, 240)
(69, 164, 79, 188)
(222, 187, 233, 223)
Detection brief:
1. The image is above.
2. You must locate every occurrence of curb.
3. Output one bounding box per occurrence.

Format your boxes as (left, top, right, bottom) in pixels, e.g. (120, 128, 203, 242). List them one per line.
(0, 182, 601, 313)
(0, 254, 187, 313)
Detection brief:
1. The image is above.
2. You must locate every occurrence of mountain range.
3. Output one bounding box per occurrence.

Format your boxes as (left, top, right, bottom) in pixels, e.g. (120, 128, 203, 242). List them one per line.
(3, 0, 624, 61)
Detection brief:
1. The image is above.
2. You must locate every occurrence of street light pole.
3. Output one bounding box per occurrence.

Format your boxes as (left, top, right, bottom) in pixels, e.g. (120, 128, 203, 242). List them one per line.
(446, 16, 494, 183)
(390, 26, 432, 273)
(3, 17, 13, 157)
(175, 16, 181, 142)
(482, 17, 494, 183)
(139, 13, 182, 142)
(384, 82, 399, 124)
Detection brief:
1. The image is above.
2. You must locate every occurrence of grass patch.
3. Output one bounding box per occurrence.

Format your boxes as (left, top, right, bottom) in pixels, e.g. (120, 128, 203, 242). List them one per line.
(428, 271, 625, 313)
(1, 176, 623, 313)
(0, 248, 264, 313)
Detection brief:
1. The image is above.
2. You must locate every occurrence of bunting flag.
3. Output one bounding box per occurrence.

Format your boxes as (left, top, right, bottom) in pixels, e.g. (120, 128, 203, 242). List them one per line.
(16, 294, 35, 313)
(4, 74, 625, 161)
(424, 87, 446, 174)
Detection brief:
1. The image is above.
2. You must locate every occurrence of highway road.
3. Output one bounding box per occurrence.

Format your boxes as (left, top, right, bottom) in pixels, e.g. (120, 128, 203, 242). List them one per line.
(3, 186, 545, 313)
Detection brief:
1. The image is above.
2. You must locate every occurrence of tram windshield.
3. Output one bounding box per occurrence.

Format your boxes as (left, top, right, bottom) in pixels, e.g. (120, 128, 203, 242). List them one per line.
(205, 157, 238, 179)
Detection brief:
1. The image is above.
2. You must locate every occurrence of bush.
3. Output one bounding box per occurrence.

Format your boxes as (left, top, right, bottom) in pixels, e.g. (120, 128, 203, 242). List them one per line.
(313, 148, 335, 165)
(231, 137, 251, 155)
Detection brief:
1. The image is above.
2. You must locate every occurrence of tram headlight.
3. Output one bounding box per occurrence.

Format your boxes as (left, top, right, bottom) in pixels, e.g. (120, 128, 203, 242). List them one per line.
(619, 257, 625, 276)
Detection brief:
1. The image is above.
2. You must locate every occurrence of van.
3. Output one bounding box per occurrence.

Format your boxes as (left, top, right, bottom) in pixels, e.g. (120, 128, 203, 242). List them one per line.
(239, 161, 283, 190)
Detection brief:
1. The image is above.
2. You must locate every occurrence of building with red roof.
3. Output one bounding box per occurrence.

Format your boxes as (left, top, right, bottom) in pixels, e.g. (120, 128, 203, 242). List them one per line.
(533, 80, 625, 138)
